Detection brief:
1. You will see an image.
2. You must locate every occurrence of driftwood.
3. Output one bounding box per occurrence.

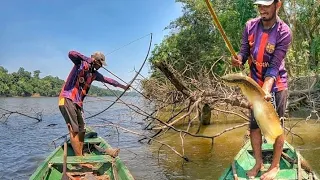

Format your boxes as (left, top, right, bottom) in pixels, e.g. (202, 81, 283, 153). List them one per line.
(91, 123, 189, 161)
(140, 59, 320, 158)
(154, 61, 192, 100)
(282, 152, 313, 173)
(153, 61, 253, 110)
(151, 61, 320, 119)
(0, 107, 42, 123)
(74, 58, 318, 163)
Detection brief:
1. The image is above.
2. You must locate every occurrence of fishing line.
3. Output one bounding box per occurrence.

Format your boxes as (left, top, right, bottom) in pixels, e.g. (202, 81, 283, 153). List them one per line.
(106, 33, 152, 56)
(105, 26, 170, 57)
(101, 66, 153, 102)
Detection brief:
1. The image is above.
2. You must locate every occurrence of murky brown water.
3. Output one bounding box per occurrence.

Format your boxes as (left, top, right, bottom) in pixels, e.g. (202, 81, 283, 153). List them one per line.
(148, 120, 320, 179)
(0, 97, 319, 180)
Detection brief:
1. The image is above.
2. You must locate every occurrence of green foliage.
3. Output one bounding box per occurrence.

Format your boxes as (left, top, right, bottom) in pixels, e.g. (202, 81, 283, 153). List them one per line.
(149, 0, 257, 78)
(0, 66, 124, 97)
(148, 0, 319, 81)
(87, 85, 123, 97)
(284, 0, 320, 76)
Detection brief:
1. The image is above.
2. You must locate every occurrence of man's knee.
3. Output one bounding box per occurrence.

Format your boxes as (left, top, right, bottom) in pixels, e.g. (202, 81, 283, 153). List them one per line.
(275, 134, 284, 142)
(78, 131, 85, 142)
(79, 124, 85, 133)
(274, 135, 284, 149)
(250, 128, 261, 134)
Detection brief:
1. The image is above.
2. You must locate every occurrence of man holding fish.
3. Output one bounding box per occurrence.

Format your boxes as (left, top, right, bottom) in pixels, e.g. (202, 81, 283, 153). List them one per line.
(230, 0, 292, 179)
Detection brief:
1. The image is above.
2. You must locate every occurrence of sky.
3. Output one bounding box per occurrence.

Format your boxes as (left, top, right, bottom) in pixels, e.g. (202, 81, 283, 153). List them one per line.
(0, 0, 182, 88)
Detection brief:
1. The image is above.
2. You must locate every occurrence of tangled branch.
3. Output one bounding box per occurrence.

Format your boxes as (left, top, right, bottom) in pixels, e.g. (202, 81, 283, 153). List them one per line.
(0, 107, 42, 123)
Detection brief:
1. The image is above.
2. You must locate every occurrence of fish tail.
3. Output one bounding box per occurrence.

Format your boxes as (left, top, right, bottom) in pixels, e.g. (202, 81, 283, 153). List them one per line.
(264, 128, 283, 144)
(264, 135, 276, 144)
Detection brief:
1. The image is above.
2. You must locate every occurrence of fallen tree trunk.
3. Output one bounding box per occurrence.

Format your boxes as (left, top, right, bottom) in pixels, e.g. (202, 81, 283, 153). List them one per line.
(154, 61, 192, 99)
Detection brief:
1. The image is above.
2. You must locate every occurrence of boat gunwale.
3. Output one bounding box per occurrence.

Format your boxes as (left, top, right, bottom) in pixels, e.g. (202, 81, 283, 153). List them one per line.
(30, 131, 135, 180)
(219, 141, 319, 180)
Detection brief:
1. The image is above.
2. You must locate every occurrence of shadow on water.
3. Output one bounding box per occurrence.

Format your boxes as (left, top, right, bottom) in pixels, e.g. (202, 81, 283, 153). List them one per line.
(0, 97, 319, 180)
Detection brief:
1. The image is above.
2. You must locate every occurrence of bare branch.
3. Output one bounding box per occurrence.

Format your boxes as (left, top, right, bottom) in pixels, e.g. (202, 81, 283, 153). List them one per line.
(0, 107, 42, 122)
(92, 123, 189, 161)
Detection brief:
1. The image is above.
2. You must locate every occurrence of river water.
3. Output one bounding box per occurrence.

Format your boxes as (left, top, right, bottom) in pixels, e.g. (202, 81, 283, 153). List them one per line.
(0, 97, 319, 180)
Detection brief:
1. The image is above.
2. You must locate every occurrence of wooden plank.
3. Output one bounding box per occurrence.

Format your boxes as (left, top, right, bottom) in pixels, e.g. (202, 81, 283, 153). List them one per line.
(247, 142, 290, 152)
(282, 152, 313, 173)
(231, 161, 238, 180)
(50, 155, 113, 164)
(297, 152, 302, 180)
(61, 139, 68, 180)
(84, 137, 102, 144)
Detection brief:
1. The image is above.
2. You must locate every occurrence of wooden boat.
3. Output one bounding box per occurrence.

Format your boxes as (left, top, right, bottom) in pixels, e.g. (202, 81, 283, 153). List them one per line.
(219, 141, 319, 180)
(30, 128, 134, 180)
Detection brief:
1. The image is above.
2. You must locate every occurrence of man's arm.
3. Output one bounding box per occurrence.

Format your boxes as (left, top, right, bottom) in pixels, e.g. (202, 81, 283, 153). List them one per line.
(95, 72, 127, 90)
(232, 26, 249, 67)
(262, 77, 274, 101)
(263, 24, 292, 100)
(238, 24, 250, 65)
(264, 27, 292, 80)
(68, 51, 92, 65)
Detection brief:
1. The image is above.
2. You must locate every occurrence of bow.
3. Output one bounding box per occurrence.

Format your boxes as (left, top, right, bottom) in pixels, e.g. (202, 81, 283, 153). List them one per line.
(87, 33, 153, 119)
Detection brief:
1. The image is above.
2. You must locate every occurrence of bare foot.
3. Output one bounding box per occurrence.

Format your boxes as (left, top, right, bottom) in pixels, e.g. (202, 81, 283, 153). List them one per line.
(105, 148, 120, 157)
(260, 166, 279, 180)
(247, 162, 264, 179)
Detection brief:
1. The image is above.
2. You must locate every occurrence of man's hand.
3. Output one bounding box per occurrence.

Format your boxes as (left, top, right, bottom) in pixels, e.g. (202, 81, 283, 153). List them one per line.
(248, 90, 271, 110)
(123, 84, 131, 91)
(262, 77, 275, 101)
(263, 91, 272, 101)
(231, 55, 243, 67)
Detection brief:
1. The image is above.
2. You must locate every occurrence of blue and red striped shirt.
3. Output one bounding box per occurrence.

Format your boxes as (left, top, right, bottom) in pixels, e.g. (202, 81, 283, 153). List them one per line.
(59, 51, 124, 107)
(239, 16, 292, 92)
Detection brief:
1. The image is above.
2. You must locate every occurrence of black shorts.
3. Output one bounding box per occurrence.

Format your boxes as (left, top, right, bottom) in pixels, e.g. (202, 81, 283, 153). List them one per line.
(250, 89, 288, 129)
(59, 97, 85, 133)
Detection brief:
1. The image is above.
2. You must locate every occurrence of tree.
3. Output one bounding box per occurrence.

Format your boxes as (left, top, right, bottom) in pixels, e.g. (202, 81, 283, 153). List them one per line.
(0, 66, 121, 97)
(33, 70, 41, 79)
(149, 0, 257, 79)
(0, 67, 9, 96)
(147, 0, 319, 82)
(281, 0, 320, 76)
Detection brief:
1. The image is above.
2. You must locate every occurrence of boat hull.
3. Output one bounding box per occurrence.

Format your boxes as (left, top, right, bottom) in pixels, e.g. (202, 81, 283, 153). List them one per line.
(30, 129, 134, 180)
(219, 141, 318, 180)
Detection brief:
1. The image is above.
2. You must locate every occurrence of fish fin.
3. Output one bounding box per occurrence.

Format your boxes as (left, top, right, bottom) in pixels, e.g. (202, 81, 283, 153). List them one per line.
(264, 127, 283, 144)
(236, 72, 246, 76)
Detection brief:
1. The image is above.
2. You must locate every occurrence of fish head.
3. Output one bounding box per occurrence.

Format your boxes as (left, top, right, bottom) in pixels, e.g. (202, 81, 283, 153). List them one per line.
(221, 73, 247, 86)
(221, 72, 267, 102)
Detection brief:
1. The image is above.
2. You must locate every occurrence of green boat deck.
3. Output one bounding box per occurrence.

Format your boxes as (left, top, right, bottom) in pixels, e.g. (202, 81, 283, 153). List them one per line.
(219, 141, 319, 180)
(30, 130, 135, 180)
(50, 155, 114, 164)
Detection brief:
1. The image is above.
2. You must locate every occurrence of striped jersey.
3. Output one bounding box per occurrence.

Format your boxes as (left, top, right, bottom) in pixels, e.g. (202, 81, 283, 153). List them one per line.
(239, 16, 292, 92)
(59, 51, 123, 107)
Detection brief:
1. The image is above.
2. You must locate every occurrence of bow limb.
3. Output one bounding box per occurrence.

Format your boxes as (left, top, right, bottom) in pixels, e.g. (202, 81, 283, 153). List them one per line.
(87, 33, 153, 120)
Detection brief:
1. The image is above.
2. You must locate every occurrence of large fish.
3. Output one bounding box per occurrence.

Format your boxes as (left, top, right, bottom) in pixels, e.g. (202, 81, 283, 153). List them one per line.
(221, 73, 283, 144)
